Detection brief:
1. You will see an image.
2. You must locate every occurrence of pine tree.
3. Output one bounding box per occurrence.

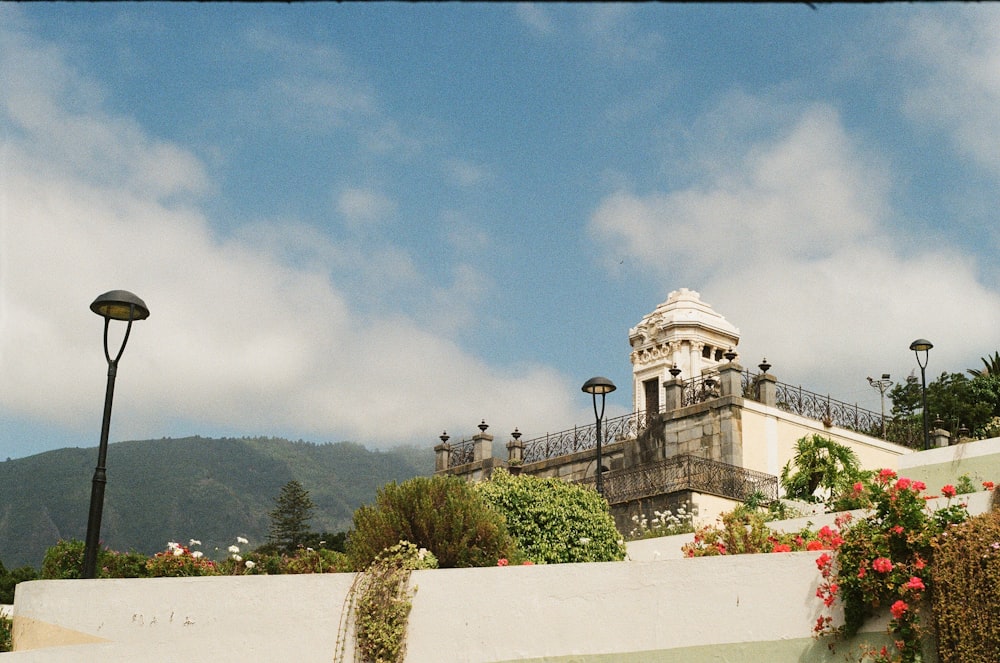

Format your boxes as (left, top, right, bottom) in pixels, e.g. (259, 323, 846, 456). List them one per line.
(267, 480, 315, 554)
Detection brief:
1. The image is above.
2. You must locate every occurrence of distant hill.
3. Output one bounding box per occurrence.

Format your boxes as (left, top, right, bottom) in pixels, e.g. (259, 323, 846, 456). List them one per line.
(0, 437, 433, 569)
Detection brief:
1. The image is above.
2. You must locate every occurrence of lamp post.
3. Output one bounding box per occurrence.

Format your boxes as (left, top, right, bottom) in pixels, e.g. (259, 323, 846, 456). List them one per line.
(82, 290, 149, 579)
(909, 339, 933, 451)
(867, 374, 893, 437)
(582, 376, 616, 496)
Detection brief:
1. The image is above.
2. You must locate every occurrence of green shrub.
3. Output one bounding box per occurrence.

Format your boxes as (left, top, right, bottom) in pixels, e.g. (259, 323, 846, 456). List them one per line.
(931, 508, 1000, 662)
(281, 547, 351, 574)
(41, 540, 87, 579)
(1, 561, 39, 604)
(1, 613, 10, 653)
(478, 469, 625, 564)
(347, 475, 517, 569)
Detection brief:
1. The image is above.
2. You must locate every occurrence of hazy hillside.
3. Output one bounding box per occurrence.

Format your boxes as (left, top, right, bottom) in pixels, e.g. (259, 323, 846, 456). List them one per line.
(0, 437, 433, 569)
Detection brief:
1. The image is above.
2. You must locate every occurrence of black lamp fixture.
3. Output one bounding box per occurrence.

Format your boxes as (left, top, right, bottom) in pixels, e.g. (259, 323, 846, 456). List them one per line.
(909, 339, 933, 451)
(582, 376, 616, 496)
(82, 290, 149, 579)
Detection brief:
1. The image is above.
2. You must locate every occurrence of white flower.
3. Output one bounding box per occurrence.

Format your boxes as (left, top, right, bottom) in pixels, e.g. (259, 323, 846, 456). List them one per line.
(237, 536, 249, 545)
(167, 541, 180, 551)
(578, 537, 591, 545)
(189, 539, 201, 547)
(190, 551, 204, 559)
(232, 554, 243, 562)
(228, 545, 240, 554)
(244, 560, 255, 569)
(172, 546, 184, 556)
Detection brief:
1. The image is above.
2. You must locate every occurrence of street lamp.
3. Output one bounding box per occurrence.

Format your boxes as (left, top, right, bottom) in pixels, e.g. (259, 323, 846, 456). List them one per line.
(909, 339, 933, 451)
(582, 376, 616, 496)
(82, 290, 149, 579)
(867, 374, 893, 437)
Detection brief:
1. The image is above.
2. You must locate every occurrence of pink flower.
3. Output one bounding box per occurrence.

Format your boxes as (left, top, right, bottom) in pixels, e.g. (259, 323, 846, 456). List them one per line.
(872, 557, 893, 573)
(497, 558, 509, 566)
(912, 480, 926, 492)
(904, 576, 925, 592)
(892, 525, 905, 535)
(890, 600, 909, 619)
(942, 484, 957, 498)
(522, 561, 534, 565)
(816, 553, 832, 569)
(895, 477, 911, 490)
(852, 481, 864, 496)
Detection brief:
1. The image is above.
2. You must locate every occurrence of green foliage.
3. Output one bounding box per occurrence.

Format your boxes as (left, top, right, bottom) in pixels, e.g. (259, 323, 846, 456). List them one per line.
(931, 508, 1000, 662)
(347, 475, 517, 570)
(681, 506, 842, 557)
(780, 434, 862, 503)
(890, 372, 1000, 440)
(0, 560, 39, 604)
(41, 539, 86, 579)
(967, 351, 1000, 378)
(335, 541, 438, 663)
(478, 469, 625, 563)
(267, 480, 316, 554)
(1, 612, 10, 653)
(279, 547, 352, 574)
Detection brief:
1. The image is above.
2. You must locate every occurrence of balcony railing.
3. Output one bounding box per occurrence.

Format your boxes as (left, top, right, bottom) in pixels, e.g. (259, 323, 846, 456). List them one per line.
(520, 411, 649, 464)
(577, 453, 779, 506)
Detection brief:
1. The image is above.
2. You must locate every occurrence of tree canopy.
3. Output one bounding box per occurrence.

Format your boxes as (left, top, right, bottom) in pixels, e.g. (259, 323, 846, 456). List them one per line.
(266, 480, 316, 554)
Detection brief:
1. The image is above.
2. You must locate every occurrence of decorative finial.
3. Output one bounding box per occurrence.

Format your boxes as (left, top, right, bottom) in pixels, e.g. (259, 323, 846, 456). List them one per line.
(478, 420, 489, 433)
(439, 431, 450, 444)
(759, 358, 771, 373)
(669, 363, 682, 378)
(724, 347, 737, 362)
(511, 428, 521, 440)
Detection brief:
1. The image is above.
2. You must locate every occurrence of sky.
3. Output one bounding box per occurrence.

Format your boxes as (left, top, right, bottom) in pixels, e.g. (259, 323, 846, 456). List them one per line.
(2, 4, 1000, 461)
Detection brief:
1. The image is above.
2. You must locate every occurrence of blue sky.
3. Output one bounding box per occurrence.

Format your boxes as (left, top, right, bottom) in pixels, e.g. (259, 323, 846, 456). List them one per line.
(3, 4, 1000, 460)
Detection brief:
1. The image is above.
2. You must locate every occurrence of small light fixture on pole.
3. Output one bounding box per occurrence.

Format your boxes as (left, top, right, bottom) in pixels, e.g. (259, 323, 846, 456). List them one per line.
(582, 376, 616, 496)
(82, 290, 149, 579)
(909, 339, 933, 451)
(867, 373, 893, 437)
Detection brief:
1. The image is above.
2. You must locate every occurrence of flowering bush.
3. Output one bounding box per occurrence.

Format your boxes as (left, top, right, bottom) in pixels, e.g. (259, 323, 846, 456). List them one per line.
(681, 507, 842, 558)
(814, 469, 969, 663)
(626, 502, 697, 540)
(146, 540, 220, 577)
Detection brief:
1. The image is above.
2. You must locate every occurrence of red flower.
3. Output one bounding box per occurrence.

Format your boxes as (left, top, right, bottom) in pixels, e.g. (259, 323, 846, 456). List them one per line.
(806, 540, 824, 551)
(816, 553, 832, 569)
(892, 525, 905, 535)
(914, 556, 926, 570)
(890, 600, 909, 619)
(895, 477, 911, 491)
(984, 481, 995, 491)
(497, 558, 509, 566)
(522, 561, 534, 565)
(878, 468, 897, 483)
(772, 543, 792, 553)
(872, 557, 893, 573)
(942, 484, 957, 498)
(904, 576, 925, 592)
(912, 480, 926, 492)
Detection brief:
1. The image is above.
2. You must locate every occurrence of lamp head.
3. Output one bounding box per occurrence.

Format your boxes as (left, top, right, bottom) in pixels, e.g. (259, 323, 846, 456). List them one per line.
(582, 376, 616, 396)
(91, 290, 150, 322)
(909, 339, 933, 353)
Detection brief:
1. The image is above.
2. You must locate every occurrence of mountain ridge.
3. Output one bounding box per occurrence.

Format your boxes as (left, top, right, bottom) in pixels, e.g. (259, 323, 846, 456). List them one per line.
(0, 436, 433, 568)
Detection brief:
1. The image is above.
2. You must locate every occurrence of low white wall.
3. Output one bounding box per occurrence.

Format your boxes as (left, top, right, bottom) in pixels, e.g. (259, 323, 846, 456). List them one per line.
(11, 552, 863, 663)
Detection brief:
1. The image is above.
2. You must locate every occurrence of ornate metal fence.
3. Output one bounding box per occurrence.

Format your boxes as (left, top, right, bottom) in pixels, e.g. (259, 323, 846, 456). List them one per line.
(578, 454, 779, 506)
(521, 410, 649, 464)
(681, 374, 722, 407)
(447, 437, 475, 468)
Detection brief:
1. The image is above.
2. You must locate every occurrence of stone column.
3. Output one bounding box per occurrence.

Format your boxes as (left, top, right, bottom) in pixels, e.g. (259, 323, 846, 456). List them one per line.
(663, 378, 684, 412)
(506, 429, 524, 464)
(718, 363, 743, 398)
(931, 427, 951, 448)
(472, 420, 494, 462)
(434, 432, 451, 473)
(756, 373, 777, 407)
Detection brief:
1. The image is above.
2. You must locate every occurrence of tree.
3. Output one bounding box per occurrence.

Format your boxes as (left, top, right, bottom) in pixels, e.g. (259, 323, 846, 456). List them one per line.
(347, 474, 516, 569)
(477, 469, 626, 564)
(779, 434, 861, 503)
(266, 480, 315, 554)
(968, 351, 1000, 378)
(890, 371, 1000, 440)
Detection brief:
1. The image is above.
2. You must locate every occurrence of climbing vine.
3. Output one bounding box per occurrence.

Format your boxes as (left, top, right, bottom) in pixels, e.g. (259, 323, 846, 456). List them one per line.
(334, 541, 437, 663)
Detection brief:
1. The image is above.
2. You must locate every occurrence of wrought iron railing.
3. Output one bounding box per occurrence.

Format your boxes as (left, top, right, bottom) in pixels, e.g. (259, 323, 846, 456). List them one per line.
(681, 374, 722, 407)
(521, 411, 649, 464)
(447, 437, 475, 468)
(578, 453, 779, 505)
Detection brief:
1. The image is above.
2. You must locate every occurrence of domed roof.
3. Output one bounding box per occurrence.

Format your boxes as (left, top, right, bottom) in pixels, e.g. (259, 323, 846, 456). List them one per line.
(629, 288, 740, 348)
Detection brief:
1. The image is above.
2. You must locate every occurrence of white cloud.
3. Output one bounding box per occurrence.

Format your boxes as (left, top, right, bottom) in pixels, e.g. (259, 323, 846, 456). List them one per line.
(0, 19, 580, 452)
(590, 102, 1000, 408)
(899, 8, 1000, 178)
(336, 187, 397, 230)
